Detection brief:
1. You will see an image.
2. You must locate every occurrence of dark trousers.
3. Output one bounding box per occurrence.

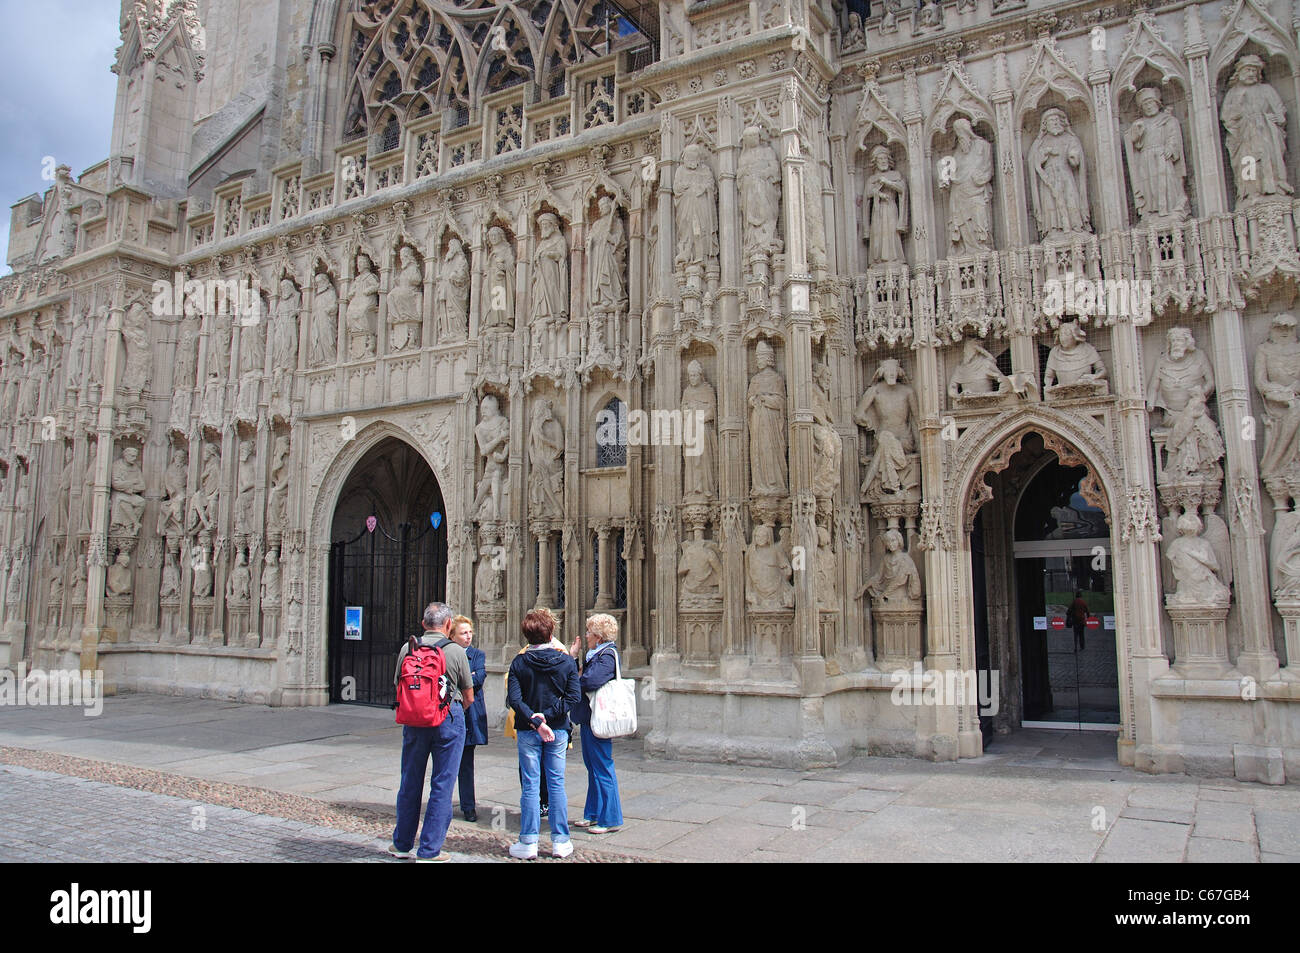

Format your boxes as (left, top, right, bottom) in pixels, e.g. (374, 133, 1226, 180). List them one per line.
(1073, 623, 1086, 650)
(458, 744, 476, 813)
(517, 761, 549, 809)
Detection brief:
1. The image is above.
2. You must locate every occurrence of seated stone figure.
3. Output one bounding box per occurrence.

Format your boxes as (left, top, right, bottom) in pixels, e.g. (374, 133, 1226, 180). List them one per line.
(1044, 323, 1108, 399)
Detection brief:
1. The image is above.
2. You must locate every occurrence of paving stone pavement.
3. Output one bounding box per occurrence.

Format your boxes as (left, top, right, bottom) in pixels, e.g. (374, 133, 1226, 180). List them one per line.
(1, 693, 1298, 863)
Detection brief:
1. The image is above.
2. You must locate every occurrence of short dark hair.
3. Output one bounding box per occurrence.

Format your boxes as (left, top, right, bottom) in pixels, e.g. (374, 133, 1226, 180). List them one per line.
(521, 608, 555, 645)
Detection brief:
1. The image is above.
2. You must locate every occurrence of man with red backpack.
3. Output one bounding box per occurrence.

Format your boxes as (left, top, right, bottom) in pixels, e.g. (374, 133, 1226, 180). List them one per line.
(389, 601, 474, 862)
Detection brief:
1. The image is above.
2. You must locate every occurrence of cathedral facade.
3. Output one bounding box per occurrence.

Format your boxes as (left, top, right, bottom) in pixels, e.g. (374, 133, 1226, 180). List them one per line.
(2, 0, 1300, 779)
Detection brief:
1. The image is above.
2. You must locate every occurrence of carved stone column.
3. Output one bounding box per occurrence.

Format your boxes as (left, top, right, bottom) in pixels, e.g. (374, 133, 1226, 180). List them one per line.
(593, 519, 614, 610)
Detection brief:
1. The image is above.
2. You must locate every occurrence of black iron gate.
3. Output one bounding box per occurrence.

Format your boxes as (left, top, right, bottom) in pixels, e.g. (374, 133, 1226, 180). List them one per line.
(329, 519, 446, 706)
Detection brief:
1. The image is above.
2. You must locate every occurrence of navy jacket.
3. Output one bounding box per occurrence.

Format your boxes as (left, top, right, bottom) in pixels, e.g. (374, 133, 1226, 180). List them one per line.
(573, 644, 619, 726)
(464, 645, 488, 746)
(507, 648, 581, 733)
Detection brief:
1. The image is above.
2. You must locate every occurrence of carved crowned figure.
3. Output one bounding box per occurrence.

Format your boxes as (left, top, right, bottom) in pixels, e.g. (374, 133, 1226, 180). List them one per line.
(1124, 87, 1189, 224)
(1220, 55, 1293, 206)
(747, 341, 788, 497)
(942, 118, 995, 255)
(1027, 108, 1092, 240)
(680, 360, 718, 503)
(862, 146, 908, 265)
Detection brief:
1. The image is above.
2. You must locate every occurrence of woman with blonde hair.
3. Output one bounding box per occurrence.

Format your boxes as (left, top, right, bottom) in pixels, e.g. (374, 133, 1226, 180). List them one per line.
(569, 613, 625, 833)
(449, 615, 486, 822)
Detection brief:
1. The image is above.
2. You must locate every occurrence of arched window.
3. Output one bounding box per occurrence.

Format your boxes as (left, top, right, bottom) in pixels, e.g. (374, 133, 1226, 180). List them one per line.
(595, 397, 627, 467)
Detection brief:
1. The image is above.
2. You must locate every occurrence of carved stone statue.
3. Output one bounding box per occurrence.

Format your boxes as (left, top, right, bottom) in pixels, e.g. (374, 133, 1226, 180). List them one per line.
(942, 118, 995, 255)
(1044, 323, 1108, 398)
(475, 544, 504, 605)
(1147, 327, 1214, 424)
(106, 551, 133, 599)
(745, 524, 794, 610)
(843, 11, 865, 50)
(481, 226, 516, 330)
(5, 549, 26, 621)
(160, 545, 180, 600)
(587, 194, 627, 317)
(272, 278, 300, 370)
(1028, 108, 1092, 240)
(267, 435, 290, 532)
(346, 251, 379, 359)
(261, 549, 281, 605)
(70, 554, 87, 604)
(674, 143, 719, 276)
(811, 362, 843, 500)
(51, 443, 74, 539)
(949, 338, 1014, 403)
(473, 395, 510, 521)
(527, 399, 564, 520)
(234, 438, 257, 534)
(387, 245, 424, 352)
(854, 359, 919, 496)
(156, 447, 188, 540)
(174, 315, 200, 392)
(530, 213, 568, 368)
(434, 237, 470, 340)
(681, 360, 718, 503)
(188, 443, 221, 535)
(65, 311, 87, 391)
(1220, 55, 1293, 205)
(1166, 395, 1225, 483)
(192, 534, 213, 598)
(1165, 512, 1229, 606)
(863, 146, 908, 265)
(748, 340, 788, 496)
(815, 525, 837, 608)
(226, 549, 252, 603)
(309, 272, 338, 366)
(108, 445, 147, 536)
(1124, 87, 1189, 224)
(121, 300, 152, 392)
(48, 563, 64, 607)
(678, 527, 723, 608)
(81, 446, 97, 534)
(737, 126, 781, 257)
(1254, 313, 1300, 483)
(860, 527, 921, 607)
(239, 301, 266, 376)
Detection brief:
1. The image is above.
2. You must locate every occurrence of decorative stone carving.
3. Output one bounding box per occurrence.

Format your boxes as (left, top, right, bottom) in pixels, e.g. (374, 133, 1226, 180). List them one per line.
(50, 443, 74, 540)
(860, 527, 921, 607)
(814, 525, 837, 608)
(674, 143, 719, 279)
(1220, 55, 1293, 207)
(188, 443, 221, 535)
(156, 447, 188, 541)
(949, 338, 1016, 406)
(227, 549, 252, 603)
(388, 245, 424, 352)
(1164, 512, 1229, 607)
(1254, 313, 1300, 491)
(748, 340, 788, 497)
(434, 237, 469, 341)
(261, 548, 281, 604)
(1027, 108, 1092, 240)
(737, 125, 781, 259)
(527, 398, 564, 520)
(267, 435, 291, 532)
(482, 226, 516, 330)
(1043, 323, 1108, 399)
(346, 250, 379, 360)
(681, 359, 718, 503)
(108, 445, 146, 536)
(678, 526, 723, 607)
(473, 394, 510, 522)
(475, 544, 504, 606)
(854, 359, 919, 497)
(530, 212, 568, 371)
(105, 551, 132, 599)
(586, 194, 627, 345)
(942, 118, 995, 254)
(272, 277, 300, 392)
(1147, 327, 1214, 424)
(1123, 87, 1189, 224)
(4, 549, 25, 622)
(160, 543, 180, 600)
(745, 523, 793, 610)
(863, 146, 908, 265)
(309, 272, 339, 366)
(234, 438, 257, 534)
(120, 299, 152, 394)
(192, 533, 213, 597)
(811, 362, 843, 501)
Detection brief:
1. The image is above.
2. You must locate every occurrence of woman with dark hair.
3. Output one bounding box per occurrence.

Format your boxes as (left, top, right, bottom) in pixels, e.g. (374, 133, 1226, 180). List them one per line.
(507, 608, 581, 859)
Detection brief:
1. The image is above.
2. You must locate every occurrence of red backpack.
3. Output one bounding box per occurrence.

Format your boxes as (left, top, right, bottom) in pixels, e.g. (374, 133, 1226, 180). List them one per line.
(395, 635, 451, 727)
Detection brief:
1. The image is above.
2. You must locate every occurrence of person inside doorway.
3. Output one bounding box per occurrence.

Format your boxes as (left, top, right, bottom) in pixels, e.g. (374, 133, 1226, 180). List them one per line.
(1067, 589, 1089, 651)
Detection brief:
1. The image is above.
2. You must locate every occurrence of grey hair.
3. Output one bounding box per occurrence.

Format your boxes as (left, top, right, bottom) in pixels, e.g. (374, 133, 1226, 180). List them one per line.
(423, 601, 453, 630)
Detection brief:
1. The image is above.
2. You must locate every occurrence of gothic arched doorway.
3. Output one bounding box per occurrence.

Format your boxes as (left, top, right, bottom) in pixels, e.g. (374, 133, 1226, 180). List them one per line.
(328, 437, 447, 706)
(968, 430, 1120, 738)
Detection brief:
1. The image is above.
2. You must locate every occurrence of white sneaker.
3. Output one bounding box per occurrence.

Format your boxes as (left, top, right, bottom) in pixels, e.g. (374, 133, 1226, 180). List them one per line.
(509, 841, 539, 860)
(386, 843, 412, 859)
(552, 840, 574, 859)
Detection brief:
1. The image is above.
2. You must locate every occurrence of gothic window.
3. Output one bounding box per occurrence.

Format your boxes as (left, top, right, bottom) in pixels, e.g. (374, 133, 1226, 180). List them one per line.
(596, 397, 627, 467)
(555, 536, 566, 608)
(614, 530, 627, 608)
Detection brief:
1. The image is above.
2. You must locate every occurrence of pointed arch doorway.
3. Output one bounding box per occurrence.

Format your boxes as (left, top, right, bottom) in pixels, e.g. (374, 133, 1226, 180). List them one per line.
(328, 437, 447, 706)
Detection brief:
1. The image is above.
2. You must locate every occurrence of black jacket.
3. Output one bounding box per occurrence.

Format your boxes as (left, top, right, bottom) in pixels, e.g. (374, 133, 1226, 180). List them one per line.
(507, 648, 581, 733)
(573, 644, 619, 726)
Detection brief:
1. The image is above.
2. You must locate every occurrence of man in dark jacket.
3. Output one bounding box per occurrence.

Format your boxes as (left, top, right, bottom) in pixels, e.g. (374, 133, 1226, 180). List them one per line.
(506, 608, 580, 859)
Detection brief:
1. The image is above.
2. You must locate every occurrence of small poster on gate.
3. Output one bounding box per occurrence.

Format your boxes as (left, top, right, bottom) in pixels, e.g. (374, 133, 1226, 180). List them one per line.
(1033, 616, 1047, 630)
(1104, 615, 1116, 630)
(345, 606, 363, 641)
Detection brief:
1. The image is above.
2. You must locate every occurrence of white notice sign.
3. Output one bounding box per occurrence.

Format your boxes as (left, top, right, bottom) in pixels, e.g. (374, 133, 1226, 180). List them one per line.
(1033, 616, 1047, 630)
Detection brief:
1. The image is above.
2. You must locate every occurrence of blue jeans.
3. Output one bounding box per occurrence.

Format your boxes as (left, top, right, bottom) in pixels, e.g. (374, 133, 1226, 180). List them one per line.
(580, 723, 623, 827)
(517, 727, 569, 845)
(393, 705, 466, 858)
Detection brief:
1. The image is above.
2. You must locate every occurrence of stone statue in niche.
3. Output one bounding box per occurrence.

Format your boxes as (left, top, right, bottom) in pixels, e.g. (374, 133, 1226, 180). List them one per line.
(387, 246, 424, 352)
(48, 563, 64, 608)
(272, 278, 300, 373)
(1027, 108, 1092, 240)
(681, 360, 718, 503)
(1165, 395, 1225, 483)
(746, 524, 794, 611)
(811, 362, 843, 501)
(156, 447, 188, 540)
(4, 550, 25, 621)
(815, 525, 837, 607)
(1043, 323, 1108, 399)
(737, 126, 781, 258)
(105, 551, 132, 599)
(226, 550, 252, 603)
(1165, 512, 1230, 606)
(160, 544, 180, 600)
(239, 300, 266, 377)
(475, 544, 504, 605)
(65, 310, 87, 392)
(192, 534, 213, 598)
(434, 237, 470, 341)
(942, 119, 995, 255)
(1220, 55, 1293, 205)
(748, 340, 788, 497)
(1147, 327, 1214, 424)
(859, 527, 921, 607)
(678, 527, 723, 607)
(803, 141, 829, 274)
(174, 315, 200, 393)
(261, 549, 281, 605)
(1124, 87, 1190, 224)
(527, 398, 565, 520)
(482, 226, 516, 330)
(1254, 313, 1300, 483)
(207, 309, 230, 378)
(674, 144, 719, 280)
(473, 395, 510, 522)
(854, 359, 919, 497)
(108, 445, 146, 536)
(81, 444, 97, 534)
(232, 439, 256, 534)
(267, 435, 291, 531)
(862, 146, 908, 266)
(188, 443, 221, 535)
(70, 553, 86, 604)
(587, 195, 627, 352)
(121, 300, 152, 394)
(346, 250, 379, 360)
(309, 272, 338, 367)
(842, 11, 865, 51)
(530, 213, 568, 370)
(51, 443, 74, 539)
(949, 338, 1015, 404)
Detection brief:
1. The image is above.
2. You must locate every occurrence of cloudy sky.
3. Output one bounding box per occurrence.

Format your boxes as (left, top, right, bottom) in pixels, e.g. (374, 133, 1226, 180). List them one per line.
(0, 1, 120, 275)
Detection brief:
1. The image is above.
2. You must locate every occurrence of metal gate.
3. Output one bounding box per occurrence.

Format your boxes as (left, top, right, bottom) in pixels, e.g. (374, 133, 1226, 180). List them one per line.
(328, 519, 446, 707)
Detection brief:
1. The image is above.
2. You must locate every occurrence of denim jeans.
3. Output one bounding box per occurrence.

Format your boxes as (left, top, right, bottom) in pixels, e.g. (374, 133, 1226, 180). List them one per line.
(517, 727, 569, 845)
(580, 722, 623, 827)
(393, 704, 466, 858)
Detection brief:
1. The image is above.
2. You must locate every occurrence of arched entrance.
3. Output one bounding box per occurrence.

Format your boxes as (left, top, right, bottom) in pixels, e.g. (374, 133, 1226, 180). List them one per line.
(328, 436, 447, 706)
(967, 430, 1121, 739)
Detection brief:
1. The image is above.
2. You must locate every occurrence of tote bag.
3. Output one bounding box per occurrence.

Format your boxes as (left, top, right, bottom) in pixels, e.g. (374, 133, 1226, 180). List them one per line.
(588, 646, 638, 739)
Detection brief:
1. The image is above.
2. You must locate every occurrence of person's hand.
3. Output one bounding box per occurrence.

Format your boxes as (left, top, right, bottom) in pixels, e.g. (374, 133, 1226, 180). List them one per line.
(538, 722, 555, 743)
(569, 637, 581, 658)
